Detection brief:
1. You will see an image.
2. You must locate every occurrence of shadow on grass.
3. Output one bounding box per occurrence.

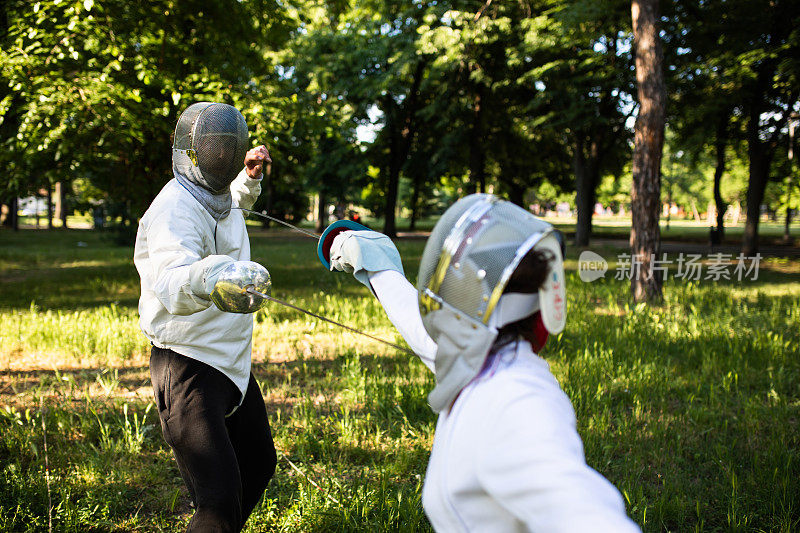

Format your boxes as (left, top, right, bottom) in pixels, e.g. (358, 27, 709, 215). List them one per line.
(0, 365, 151, 396)
(0, 263, 140, 311)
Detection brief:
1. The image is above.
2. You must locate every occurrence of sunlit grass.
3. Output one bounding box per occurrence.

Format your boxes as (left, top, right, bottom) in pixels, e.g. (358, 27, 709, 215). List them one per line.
(0, 304, 148, 370)
(0, 228, 798, 531)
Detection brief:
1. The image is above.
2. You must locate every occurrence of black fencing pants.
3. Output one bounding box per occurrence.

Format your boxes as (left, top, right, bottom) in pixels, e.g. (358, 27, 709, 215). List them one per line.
(150, 346, 277, 532)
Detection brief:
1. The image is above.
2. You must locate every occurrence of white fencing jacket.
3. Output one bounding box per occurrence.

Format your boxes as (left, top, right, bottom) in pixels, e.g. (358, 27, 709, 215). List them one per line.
(134, 171, 261, 398)
(368, 270, 641, 533)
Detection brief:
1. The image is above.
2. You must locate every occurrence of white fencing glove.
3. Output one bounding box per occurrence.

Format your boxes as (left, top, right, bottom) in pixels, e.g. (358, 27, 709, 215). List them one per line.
(329, 230, 404, 295)
(188, 255, 236, 300)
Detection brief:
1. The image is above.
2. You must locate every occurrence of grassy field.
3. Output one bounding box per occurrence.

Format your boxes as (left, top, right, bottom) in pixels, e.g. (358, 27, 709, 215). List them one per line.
(21, 213, 800, 248)
(0, 227, 799, 532)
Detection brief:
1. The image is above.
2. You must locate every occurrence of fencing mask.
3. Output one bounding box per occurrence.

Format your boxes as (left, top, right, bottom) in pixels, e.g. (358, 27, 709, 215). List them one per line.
(417, 193, 566, 412)
(172, 102, 249, 200)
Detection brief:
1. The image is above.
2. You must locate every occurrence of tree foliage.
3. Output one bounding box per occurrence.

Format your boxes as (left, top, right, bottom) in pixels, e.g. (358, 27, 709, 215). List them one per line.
(1, 0, 293, 218)
(1, 0, 798, 253)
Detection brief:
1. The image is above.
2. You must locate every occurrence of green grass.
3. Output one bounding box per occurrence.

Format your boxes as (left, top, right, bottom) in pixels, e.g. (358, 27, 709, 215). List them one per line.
(0, 227, 799, 531)
(546, 217, 800, 246)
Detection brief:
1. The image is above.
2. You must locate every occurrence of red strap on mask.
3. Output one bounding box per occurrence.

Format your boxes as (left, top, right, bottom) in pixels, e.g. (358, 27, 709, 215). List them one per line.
(530, 311, 549, 353)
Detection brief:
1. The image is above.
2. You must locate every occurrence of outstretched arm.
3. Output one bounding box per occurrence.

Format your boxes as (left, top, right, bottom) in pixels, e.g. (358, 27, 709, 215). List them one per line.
(368, 270, 437, 371)
(328, 230, 437, 371)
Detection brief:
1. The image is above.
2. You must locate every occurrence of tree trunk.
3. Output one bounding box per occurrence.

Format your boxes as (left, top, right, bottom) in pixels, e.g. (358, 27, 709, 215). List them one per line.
(573, 137, 601, 247)
(56, 181, 69, 229)
(574, 161, 593, 246)
(742, 85, 777, 256)
(783, 114, 797, 243)
(508, 181, 525, 207)
(630, 0, 666, 303)
(742, 144, 771, 255)
(468, 90, 486, 194)
(384, 127, 402, 237)
(54, 182, 62, 227)
(1, 198, 19, 230)
(1, 200, 11, 228)
(316, 191, 327, 233)
(409, 170, 421, 231)
(46, 184, 53, 229)
(383, 61, 426, 238)
(710, 116, 728, 245)
(12, 198, 19, 231)
(740, 66, 796, 253)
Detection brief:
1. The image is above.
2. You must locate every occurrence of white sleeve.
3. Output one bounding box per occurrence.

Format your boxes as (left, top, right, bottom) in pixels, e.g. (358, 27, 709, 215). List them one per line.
(367, 270, 437, 372)
(145, 208, 234, 316)
(230, 168, 262, 210)
(476, 384, 641, 533)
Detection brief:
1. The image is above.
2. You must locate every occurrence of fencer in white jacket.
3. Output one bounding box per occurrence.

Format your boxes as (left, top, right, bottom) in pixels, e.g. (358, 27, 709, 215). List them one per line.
(135, 102, 277, 532)
(326, 194, 640, 533)
(135, 168, 263, 395)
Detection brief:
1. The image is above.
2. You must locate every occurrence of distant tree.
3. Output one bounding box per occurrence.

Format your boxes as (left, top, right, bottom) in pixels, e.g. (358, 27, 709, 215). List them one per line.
(416, 4, 516, 197)
(402, 115, 451, 230)
(415, 1, 577, 210)
(291, 0, 431, 237)
(523, 0, 634, 246)
(770, 113, 800, 242)
(674, 0, 800, 254)
(737, 0, 800, 254)
(492, 117, 570, 207)
(784, 115, 800, 240)
(0, 0, 289, 225)
(665, 0, 730, 243)
(664, 0, 800, 251)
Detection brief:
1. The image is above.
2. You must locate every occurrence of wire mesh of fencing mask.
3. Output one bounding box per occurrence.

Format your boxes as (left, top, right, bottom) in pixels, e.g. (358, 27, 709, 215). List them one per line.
(417, 193, 566, 412)
(172, 102, 249, 193)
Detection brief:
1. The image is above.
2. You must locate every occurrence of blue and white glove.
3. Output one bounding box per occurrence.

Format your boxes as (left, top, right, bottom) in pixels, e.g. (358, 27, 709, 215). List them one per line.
(329, 230, 404, 295)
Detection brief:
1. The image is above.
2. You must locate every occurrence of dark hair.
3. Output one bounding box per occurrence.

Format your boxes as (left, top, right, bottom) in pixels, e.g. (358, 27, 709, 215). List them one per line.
(494, 248, 554, 350)
(504, 248, 552, 294)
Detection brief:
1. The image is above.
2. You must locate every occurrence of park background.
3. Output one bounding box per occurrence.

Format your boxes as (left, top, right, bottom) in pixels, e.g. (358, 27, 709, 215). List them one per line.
(1, 0, 799, 531)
